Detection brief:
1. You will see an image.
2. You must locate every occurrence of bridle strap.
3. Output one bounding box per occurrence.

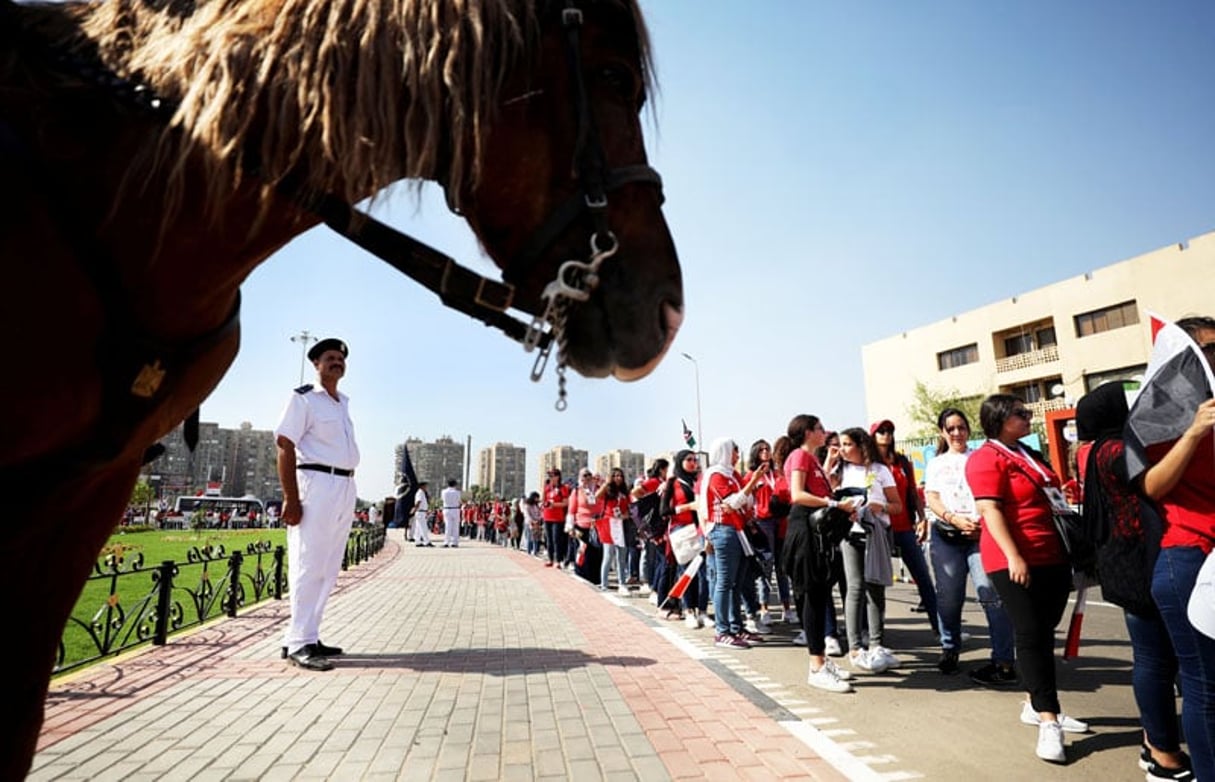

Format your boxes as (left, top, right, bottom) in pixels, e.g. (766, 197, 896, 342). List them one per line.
(301, 191, 547, 347)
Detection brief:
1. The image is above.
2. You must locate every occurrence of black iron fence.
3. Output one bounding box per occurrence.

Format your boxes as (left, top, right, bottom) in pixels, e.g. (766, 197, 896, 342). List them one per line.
(55, 524, 386, 674)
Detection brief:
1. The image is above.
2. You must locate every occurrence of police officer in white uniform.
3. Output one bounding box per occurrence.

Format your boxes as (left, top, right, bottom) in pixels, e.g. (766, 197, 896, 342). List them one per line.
(413, 481, 432, 546)
(274, 338, 359, 671)
(441, 480, 462, 547)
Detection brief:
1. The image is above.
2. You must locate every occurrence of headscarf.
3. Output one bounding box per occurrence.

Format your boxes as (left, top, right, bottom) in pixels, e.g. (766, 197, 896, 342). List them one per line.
(671, 448, 698, 487)
(1076, 381, 1129, 549)
(697, 437, 739, 523)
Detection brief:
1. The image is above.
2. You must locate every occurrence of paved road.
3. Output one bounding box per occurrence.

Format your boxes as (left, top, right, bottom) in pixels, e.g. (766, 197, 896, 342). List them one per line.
(31, 535, 1158, 780)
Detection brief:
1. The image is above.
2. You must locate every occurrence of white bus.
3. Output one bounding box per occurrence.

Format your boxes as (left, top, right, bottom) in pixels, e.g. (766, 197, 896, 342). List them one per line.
(166, 495, 266, 529)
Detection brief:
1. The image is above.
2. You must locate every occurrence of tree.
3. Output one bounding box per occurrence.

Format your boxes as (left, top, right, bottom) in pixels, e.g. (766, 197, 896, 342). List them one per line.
(905, 381, 984, 440)
(129, 479, 155, 523)
(467, 484, 494, 504)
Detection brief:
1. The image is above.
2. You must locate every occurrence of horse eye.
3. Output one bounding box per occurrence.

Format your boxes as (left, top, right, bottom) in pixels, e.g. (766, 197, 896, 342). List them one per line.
(598, 65, 635, 95)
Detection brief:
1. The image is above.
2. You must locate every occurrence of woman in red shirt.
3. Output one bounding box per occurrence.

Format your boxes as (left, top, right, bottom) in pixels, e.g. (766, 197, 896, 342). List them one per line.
(697, 437, 764, 650)
(783, 415, 860, 693)
(1135, 316, 1215, 782)
(966, 394, 1084, 765)
(745, 439, 791, 627)
(541, 469, 570, 568)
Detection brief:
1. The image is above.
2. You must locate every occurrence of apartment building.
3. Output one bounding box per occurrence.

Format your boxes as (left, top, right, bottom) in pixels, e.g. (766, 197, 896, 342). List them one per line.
(594, 449, 647, 482)
(862, 230, 1215, 439)
(140, 420, 278, 501)
(539, 446, 589, 487)
(477, 442, 528, 498)
(398, 436, 465, 489)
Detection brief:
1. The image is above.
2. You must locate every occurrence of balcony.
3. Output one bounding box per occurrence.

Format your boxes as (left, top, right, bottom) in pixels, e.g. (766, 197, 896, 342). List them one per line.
(995, 345, 1059, 373)
(1027, 398, 1070, 419)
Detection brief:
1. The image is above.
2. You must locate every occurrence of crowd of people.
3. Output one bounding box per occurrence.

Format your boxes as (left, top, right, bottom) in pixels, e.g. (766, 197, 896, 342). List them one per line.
(383, 316, 1215, 779)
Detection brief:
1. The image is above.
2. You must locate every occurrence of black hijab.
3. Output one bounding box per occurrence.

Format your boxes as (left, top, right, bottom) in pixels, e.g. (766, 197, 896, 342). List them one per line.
(1076, 381, 1130, 549)
(672, 449, 698, 486)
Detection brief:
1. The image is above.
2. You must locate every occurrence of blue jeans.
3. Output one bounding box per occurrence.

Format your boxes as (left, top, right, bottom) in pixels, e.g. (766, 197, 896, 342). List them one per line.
(893, 530, 939, 633)
(678, 556, 710, 613)
(756, 519, 779, 607)
(1152, 546, 1215, 782)
(601, 543, 627, 589)
(931, 531, 1014, 663)
(1124, 607, 1181, 753)
(709, 524, 744, 636)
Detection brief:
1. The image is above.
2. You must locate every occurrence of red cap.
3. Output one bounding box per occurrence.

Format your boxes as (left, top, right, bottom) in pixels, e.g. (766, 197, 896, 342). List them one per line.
(869, 420, 895, 436)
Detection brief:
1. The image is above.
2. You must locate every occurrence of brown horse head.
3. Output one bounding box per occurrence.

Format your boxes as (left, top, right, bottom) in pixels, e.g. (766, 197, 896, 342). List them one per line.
(450, 1, 684, 380)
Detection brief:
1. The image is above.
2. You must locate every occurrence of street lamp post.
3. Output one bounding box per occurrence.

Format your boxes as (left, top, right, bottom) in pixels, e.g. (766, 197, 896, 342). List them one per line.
(290, 330, 318, 386)
(680, 352, 703, 453)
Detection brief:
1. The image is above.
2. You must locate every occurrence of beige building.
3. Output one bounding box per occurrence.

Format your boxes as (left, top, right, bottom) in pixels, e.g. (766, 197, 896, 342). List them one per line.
(477, 442, 528, 499)
(141, 420, 278, 502)
(539, 446, 589, 487)
(862, 230, 1215, 438)
(594, 449, 647, 482)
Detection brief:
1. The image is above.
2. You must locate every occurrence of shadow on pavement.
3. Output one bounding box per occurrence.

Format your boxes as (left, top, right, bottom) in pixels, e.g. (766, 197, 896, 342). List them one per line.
(334, 647, 658, 675)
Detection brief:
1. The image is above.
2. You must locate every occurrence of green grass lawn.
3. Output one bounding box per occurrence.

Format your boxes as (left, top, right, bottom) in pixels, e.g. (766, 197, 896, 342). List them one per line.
(59, 528, 288, 673)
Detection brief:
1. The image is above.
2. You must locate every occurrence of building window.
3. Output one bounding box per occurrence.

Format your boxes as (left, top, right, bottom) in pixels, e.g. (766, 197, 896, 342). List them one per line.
(1037, 326, 1057, 348)
(1004, 334, 1034, 357)
(938, 343, 979, 370)
(1008, 382, 1044, 403)
(1075, 301, 1139, 337)
(1084, 364, 1147, 393)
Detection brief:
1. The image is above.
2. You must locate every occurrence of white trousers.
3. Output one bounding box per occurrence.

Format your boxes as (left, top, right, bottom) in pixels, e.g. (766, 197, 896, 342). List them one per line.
(284, 472, 356, 653)
(413, 511, 431, 544)
(443, 509, 460, 546)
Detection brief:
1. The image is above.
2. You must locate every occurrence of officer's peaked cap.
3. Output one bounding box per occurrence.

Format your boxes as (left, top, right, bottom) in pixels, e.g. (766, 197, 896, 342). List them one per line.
(308, 338, 348, 362)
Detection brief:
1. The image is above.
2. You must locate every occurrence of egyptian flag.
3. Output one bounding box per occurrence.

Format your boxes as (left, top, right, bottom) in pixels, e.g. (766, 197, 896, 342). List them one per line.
(393, 445, 419, 528)
(682, 419, 696, 449)
(1124, 312, 1215, 483)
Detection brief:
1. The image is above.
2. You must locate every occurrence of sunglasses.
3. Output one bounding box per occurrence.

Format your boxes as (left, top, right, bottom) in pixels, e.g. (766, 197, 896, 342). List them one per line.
(876, 427, 894, 435)
(1011, 408, 1034, 421)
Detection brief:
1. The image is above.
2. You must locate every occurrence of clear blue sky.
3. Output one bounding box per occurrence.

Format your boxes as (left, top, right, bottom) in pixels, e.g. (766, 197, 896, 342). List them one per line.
(199, 0, 1215, 501)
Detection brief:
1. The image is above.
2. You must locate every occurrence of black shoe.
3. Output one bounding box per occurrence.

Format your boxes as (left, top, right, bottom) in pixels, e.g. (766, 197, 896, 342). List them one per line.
(968, 662, 1018, 687)
(937, 650, 960, 675)
(1145, 758, 1195, 781)
(315, 641, 343, 657)
(910, 602, 927, 613)
(287, 643, 334, 671)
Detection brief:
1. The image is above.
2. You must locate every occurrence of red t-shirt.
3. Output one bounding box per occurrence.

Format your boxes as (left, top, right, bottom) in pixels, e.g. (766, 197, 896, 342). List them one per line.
(1147, 430, 1215, 554)
(542, 484, 570, 522)
(706, 470, 747, 530)
(884, 456, 914, 533)
(966, 442, 1066, 572)
(784, 448, 831, 498)
(745, 470, 790, 520)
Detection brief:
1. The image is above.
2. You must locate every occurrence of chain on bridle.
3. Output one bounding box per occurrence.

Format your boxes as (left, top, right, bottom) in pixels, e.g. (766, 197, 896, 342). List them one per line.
(20, 0, 664, 410)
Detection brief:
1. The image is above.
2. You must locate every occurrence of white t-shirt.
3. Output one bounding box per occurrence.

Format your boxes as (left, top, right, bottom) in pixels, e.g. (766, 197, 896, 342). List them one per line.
(923, 449, 976, 519)
(839, 462, 895, 527)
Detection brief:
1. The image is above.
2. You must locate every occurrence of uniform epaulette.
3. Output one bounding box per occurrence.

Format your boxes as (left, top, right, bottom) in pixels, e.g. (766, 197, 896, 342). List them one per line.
(294, 384, 313, 394)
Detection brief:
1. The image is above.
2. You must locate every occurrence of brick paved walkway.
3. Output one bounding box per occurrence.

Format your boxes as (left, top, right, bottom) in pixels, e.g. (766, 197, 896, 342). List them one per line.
(32, 535, 852, 781)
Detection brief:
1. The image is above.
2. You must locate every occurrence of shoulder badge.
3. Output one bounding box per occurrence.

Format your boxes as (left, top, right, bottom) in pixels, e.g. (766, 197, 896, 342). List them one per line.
(294, 384, 313, 394)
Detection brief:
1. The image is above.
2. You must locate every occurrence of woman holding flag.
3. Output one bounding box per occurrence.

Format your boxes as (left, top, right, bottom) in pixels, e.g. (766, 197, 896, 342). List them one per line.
(1131, 315, 1215, 782)
(660, 449, 705, 626)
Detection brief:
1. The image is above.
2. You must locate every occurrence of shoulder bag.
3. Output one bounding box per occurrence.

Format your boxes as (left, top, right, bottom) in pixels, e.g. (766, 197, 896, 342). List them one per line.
(1002, 448, 1097, 575)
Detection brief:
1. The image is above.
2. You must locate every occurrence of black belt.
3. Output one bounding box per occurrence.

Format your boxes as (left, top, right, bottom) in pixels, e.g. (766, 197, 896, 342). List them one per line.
(444, 507, 460, 510)
(298, 463, 354, 477)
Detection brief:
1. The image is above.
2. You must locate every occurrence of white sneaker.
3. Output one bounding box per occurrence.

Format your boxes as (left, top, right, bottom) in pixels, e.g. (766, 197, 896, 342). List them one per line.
(696, 614, 706, 629)
(1035, 720, 1066, 763)
(649, 593, 659, 606)
(639, 584, 651, 596)
(871, 645, 901, 669)
(793, 629, 808, 646)
(849, 650, 876, 672)
(823, 658, 852, 681)
(823, 636, 843, 657)
(684, 614, 699, 629)
(1020, 702, 1089, 733)
(746, 617, 772, 635)
(617, 584, 629, 596)
(807, 663, 853, 693)
(851, 649, 888, 674)
(785, 607, 800, 625)
(759, 610, 774, 626)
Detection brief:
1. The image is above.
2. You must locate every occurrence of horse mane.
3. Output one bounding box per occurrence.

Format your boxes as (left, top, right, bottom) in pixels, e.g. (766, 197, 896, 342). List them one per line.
(55, 0, 652, 218)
